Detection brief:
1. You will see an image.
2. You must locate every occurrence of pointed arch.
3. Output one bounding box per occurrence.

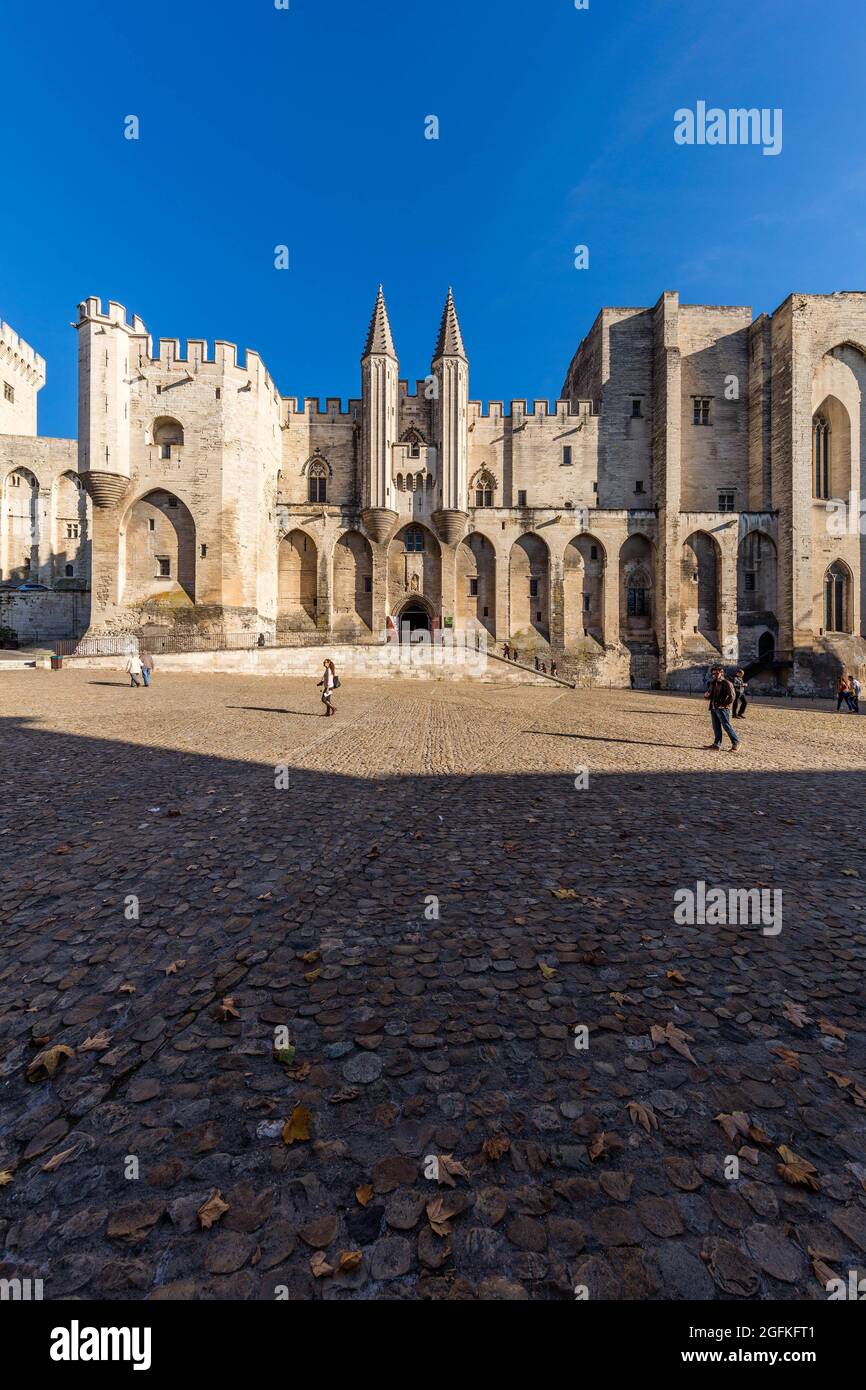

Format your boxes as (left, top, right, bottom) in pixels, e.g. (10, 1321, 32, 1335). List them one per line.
(824, 559, 852, 633)
(120, 488, 196, 606)
(681, 530, 721, 644)
(620, 533, 655, 636)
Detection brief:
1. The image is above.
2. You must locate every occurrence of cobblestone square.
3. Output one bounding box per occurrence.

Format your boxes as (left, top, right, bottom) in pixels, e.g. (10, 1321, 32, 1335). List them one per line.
(1, 670, 865, 1301)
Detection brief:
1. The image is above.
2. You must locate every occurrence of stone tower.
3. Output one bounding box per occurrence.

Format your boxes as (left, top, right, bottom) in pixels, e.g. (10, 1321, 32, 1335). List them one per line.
(359, 286, 399, 544)
(430, 287, 469, 544)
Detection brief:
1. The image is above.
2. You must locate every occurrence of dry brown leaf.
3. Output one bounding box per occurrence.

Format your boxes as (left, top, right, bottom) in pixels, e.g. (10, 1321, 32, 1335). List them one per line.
(715, 1110, 751, 1143)
(627, 1100, 658, 1133)
(825, 1071, 852, 1089)
(78, 1031, 111, 1053)
(302, 950, 321, 964)
(355, 1184, 374, 1207)
(310, 1251, 333, 1278)
(164, 960, 186, 975)
(482, 1135, 511, 1162)
(197, 1189, 229, 1229)
(119, 983, 136, 994)
(338, 1250, 363, 1272)
(0, 1171, 13, 1186)
(588, 1131, 611, 1161)
(782, 999, 810, 1028)
(218, 997, 239, 1021)
(42, 1143, 84, 1172)
(436, 1154, 470, 1187)
(666, 970, 686, 985)
(26, 1044, 74, 1082)
(811, 1256, 837, 1289)
(281, 1103, 311, 1145)
(304, 969, 321, 983)
(651, 1021, 697, 1064)
(770, 1047, 801, 1070)
(610, 991, 635, 1006)
(747, 1122, 772, 1147)
(818, 1018, 846, 1040)
(738, 1146, 760, 1166)
(538, 962, 557, 980)
(776, 1145, 820, 1192)
(551, 887, 577, 899)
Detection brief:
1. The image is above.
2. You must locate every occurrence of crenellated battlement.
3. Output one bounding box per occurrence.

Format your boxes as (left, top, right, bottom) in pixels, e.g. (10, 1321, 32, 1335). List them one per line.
(468, 398, 597, 423)
(282, 396, 362, 421)
(0, 320, 46, 384)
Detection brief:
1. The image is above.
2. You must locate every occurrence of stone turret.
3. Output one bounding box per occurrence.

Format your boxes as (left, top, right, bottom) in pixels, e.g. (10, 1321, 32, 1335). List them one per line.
(431, 288, 469, 544)
(76, 298, 148, 508)
(360, 287, 400, 544)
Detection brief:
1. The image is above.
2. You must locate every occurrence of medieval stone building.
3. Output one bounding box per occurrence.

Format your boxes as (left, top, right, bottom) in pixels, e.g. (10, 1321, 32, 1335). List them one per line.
(2, 286, 865, 689)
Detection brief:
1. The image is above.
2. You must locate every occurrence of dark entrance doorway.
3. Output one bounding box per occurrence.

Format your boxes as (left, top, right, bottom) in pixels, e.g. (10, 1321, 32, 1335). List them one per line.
(398, 604, 431, 640)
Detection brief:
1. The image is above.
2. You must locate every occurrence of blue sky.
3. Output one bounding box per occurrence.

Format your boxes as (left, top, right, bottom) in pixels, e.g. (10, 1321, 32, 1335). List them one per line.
(2, 0, 864, 438)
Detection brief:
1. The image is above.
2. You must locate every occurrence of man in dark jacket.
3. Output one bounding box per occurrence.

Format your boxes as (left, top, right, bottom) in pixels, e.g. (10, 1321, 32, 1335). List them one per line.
(704, 665, 740, 751)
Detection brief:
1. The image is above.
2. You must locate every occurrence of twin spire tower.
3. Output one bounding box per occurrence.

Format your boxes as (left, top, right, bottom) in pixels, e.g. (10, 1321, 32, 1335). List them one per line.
(360, 286, 469, 546)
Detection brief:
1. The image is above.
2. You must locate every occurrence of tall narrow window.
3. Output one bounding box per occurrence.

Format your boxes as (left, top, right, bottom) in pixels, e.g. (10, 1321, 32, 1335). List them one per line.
(824, 561, 848, 632)
(405, 526, 425, 553)
(473, 470, 495, 507)
(693, 397, 712, 426)
(308, 460, 328, 504)
(562, 445, 573, 467)
(813, 415, 830, 498)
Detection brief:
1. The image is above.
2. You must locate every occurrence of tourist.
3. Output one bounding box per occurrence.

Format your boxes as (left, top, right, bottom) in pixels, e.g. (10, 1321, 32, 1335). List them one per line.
(140, 648, 154, 688)
(732, 668, 748, 718)
(503, 642, 510, 660)
(318, 658, 338, 716)
(849, 674, 861, 713)
(540, 661, 547, 674)
(836, 675, 853, 712)
(534, 655, 540, 671)
(126, 652, 143, 688)
(512, 646, 519, 663)
(551, 660, 558, 678)
(704, 664, 739, 751)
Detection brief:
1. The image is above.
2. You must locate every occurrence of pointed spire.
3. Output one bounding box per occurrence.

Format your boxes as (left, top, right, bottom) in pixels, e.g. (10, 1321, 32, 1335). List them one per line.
(433, 286, 467, 361)
(362, 285, 397, 359)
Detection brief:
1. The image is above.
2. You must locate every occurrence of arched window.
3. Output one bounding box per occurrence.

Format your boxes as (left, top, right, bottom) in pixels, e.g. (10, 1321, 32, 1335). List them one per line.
(402, 428, 424, 459)
(405, 526, 425, 553)
(813, 415, 830, 498)
(824, 561, 850, 632)
(153, 417, 184, 460)
(307, 460, 328, 504)
(473, 470, 495, 508)
(627, 569, 650, 618)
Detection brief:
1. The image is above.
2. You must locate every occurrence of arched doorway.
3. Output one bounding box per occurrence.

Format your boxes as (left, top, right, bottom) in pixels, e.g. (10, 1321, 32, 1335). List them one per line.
(396, 600, 433, 640)
(758, 631, 775, 662)
(277, 529, 317, 630)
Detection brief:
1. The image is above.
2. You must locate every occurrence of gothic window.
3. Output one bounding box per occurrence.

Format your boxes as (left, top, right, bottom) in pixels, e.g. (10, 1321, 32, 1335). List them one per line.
(474, 470, 495, 507)
(308, 460, 328, 504)
(405, 526, 425, 553)
(153, 417, 184, 458)
(813, 415, 830, 498)
(402, 428, 424, 459)
(824, 561, 849, 632)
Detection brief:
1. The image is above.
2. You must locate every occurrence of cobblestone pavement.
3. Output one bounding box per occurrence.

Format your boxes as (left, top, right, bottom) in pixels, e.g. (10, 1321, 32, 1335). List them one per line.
(1, 668, 865, 1301)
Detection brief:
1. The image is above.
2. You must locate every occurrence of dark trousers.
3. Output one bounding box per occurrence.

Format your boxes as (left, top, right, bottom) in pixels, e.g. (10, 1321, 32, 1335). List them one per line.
(711, 705, 739, 747)
(732, 693, 747, 717)
(837, 694, 853, 711)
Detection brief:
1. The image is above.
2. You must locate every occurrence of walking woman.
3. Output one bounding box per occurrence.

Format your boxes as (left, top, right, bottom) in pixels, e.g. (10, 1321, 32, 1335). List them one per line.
(317, 658, 338, 716)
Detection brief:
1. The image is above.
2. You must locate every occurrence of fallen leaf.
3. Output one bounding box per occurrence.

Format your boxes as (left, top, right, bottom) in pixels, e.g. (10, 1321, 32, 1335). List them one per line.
(551, 887, 577, 900)
(164, 960, 186, 975)
(197, 1190, 229, 1229)
(355, 1184, 374, 1206)
(666, 970, 686, 985)
(218, 997, 239, 1021)
(301, 951, 321, 964)
(273, 1044, 296, 1068)
(338, 1250, 363, 1272)
(538, 962, 557, 980)
(738, 1146, 760, 1166)
(770, 1047, 801, 1070)
(26, 1044, 74, 1082)
(436, 1154, 470, 1187)
(811, 1256, 837, 1289)
(651, 1021, 697, 1064)
(119, 983, 136, 994)
(588, 1131, 611, 1161)
(304, 969, 321, 983)
(482, 1135, 511, 1162)
(627, 1100, 658, 1133)
(825, 1071, 852, 1089)
(42, 1143, 85, 1172)
(776, 1145, 820, 1192)
(715, 1110, 751, 1143)
(0, 1171, 13, 1186)
(818, 1019, 846, 1041)
(78, 1031, 111, 1053)
(282, 1104, 311, 1145)
(782, 999, 810, 1029)
(310, 1251, 333, 1277)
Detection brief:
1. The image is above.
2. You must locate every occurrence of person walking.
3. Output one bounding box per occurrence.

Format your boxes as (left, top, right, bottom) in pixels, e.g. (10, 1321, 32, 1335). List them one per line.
(140, 648, 154, 688)
(836, 675, 852, 712)
(317, 658, 338, 716)
(732, 668, 748, 718)
(550, 660, 558, 678)
(704, 665, 740, 751)
(512, 646, 519, 664)
(503, 642, 510, 660)
(849, 674, 861, 713)
(126, 651, 143, 688)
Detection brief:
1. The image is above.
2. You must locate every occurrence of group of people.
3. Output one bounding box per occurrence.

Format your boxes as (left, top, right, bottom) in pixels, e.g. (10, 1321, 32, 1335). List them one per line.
(125, 649, 154, 688)
(836, 674, 862, 712)
(500, 643, 558, 678)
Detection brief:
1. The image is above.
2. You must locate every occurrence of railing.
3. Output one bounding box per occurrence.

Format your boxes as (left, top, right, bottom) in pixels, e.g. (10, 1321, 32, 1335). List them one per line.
(53, 630, 380, 657)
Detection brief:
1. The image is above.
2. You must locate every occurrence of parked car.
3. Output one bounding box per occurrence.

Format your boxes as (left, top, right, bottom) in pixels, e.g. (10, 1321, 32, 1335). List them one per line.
(16, 582, 49, 591)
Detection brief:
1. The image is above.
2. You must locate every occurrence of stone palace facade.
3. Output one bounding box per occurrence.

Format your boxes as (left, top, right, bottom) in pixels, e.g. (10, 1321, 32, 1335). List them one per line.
(2, 286, 866, 690)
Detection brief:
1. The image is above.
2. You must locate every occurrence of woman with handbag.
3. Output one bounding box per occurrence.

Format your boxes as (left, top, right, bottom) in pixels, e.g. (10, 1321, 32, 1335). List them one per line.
(317, 659, 339, 716)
